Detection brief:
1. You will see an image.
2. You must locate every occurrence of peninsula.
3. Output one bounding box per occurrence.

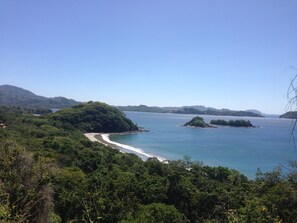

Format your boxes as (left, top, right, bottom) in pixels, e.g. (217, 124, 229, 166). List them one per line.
(50, 101, 139, 133)
(279, 111, 297, 119)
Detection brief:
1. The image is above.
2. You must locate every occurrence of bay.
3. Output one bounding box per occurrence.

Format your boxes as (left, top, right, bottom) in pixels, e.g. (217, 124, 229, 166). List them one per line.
(110, 111, 297, 179)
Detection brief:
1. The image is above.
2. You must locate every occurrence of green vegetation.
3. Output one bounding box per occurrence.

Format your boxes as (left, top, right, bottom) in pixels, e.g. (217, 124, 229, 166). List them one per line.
(49, 101, 139, 133)
(0, 105, 296, 222)
(0, 85, 263, 117)
(184, 116, 213, 128)
(210, 119, 255, 127)
(0, 85, 80, 108)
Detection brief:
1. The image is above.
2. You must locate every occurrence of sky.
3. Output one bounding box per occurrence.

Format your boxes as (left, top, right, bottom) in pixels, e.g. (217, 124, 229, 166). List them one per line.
(0, 0, 297, 114)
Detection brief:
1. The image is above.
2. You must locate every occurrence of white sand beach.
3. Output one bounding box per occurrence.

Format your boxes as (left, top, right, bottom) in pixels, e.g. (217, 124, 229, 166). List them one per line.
(84, 132, 165, 162)
(84, 133, 108, 146)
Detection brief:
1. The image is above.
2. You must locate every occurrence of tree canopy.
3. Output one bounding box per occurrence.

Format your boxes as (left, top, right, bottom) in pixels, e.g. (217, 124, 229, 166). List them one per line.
(210, 119, 254, 127)
(0, 105, 296, 222)
(0, 85, 80, 108)
(49, 101, 139, 133)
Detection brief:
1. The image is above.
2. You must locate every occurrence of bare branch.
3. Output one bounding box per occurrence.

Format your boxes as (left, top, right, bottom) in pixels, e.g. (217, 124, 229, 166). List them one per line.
(286, 67, 297, 148)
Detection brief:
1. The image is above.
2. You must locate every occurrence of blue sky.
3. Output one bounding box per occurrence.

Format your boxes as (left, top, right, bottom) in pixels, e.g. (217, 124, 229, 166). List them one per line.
(1, 0, 296, 114)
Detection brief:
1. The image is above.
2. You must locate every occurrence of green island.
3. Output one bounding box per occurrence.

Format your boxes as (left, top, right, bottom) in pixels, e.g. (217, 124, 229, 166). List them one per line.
(210, 119, 255, 127)
(0, 104, 297, 223)
(184, 116, 214, 128)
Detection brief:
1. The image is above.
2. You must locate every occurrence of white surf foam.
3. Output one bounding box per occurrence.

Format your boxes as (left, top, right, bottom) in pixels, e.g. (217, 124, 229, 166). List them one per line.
(101, 134, 165, 162)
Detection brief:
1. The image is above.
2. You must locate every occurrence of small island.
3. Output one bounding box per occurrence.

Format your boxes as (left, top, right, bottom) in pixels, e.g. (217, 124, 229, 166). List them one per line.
(210, 119, 255, 127)
(184, 116, 215, 128)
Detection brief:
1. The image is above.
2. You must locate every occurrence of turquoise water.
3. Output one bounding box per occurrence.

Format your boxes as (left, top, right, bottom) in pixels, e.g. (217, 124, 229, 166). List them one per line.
(110, 111, 297, 178)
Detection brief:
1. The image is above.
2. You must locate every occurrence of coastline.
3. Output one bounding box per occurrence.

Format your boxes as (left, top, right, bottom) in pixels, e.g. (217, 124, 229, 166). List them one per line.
(84, 133, 117, 148)
(84, 132, 165, 162)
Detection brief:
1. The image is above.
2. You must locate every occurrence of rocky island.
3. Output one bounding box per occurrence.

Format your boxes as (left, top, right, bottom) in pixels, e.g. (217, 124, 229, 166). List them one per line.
(184, 116, 215, 128)
(184, 117, 255, 128)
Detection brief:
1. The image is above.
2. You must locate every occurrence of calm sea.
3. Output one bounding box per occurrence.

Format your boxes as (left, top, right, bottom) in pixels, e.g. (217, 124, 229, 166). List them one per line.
(110, 111, 297, 178)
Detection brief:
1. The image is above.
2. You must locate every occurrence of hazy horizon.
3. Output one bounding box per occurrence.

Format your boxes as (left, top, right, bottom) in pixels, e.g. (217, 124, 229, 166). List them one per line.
(1, 83, 281, 115)
(1, 1, 296, 114)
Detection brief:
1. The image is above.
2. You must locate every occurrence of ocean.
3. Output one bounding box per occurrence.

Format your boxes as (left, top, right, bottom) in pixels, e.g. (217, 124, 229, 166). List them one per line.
(110, 111, 297, 179)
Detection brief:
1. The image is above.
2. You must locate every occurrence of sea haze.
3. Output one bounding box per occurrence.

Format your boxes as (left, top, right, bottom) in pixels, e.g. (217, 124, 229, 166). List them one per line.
(110, 111, 297, 179)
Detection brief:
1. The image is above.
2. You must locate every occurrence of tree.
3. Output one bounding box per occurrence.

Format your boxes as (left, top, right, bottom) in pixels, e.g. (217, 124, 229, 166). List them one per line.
(0, 141, 57, 222)
(121, 203, 189, 223)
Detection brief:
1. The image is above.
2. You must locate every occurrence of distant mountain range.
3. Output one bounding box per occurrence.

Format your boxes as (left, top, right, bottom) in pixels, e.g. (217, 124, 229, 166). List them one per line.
(116, 105, 264, 117)
(0, 85, 266, 117)
(0, 85, 80, 108)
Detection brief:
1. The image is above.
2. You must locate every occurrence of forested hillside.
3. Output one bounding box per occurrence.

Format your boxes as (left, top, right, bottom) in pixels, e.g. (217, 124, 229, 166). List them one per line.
(0, 105, 296, 222)
(0, 85, 80, 108)
(50, 101, 139, 133)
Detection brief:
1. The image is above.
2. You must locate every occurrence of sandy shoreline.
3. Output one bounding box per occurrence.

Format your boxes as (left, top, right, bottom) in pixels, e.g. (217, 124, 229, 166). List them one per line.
(85, 133, 119, 148)
(84, 132, 165, 162)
